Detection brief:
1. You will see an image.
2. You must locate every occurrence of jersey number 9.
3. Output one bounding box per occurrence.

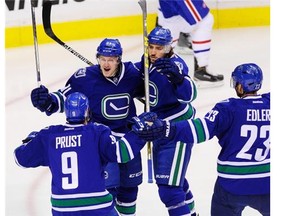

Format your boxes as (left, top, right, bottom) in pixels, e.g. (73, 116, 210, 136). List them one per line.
(61, 151, 79, 189)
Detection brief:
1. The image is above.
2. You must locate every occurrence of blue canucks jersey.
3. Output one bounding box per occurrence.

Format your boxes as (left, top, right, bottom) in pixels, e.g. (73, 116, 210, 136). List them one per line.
(48, 62, 144, 134)
(159, 0, 210, 25)
(136, 54, 197, 121)
(14, 122, 146, 215)
(172, 93, 270, 195)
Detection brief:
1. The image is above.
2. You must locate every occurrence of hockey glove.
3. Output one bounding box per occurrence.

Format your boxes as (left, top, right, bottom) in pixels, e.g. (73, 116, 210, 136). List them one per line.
(136, 111, 158, 123)
(153, 58, 185, 84)
(31, 85, 52, 112)
(22, 131, 38, 143)
(127, 112, 158, 130)
(131, 112, 176, 141)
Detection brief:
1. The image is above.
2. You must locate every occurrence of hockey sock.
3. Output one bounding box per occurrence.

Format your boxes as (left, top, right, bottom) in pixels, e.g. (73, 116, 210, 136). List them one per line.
(185, 189, 196, 213)
(115, 186, 138, 216)
(183, 179, 196, 214)
(158, 184, 191, 216)
(168, 201, 191, 216)
(108, 187, 118, 201)
(116, 200, 136, 216)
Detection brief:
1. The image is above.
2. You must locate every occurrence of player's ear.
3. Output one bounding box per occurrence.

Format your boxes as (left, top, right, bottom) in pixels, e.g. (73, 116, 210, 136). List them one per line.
(236, 84, 244, 95)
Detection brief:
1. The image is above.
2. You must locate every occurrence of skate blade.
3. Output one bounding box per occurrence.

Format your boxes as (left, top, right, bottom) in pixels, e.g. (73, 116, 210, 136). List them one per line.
(194, 79, 225, 89)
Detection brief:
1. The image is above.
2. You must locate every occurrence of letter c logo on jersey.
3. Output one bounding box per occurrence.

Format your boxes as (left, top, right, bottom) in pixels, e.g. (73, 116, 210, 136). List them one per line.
(149, 81, 158, 107)
(102, 93, 130, 120)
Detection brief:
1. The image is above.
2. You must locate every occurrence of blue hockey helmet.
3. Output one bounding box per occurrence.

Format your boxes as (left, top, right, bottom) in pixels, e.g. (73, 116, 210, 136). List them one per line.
(96, 38, 123, 58)
(148, 26, 173, 46)
(64, 92, 89, 123)
(231, 63, 263, 92)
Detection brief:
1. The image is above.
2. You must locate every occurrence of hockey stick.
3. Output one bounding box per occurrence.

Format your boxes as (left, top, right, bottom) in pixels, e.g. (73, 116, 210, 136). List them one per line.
(42, 0, 146, 105)
(30, 0, 41, 86)
(42, 0, 94, 66)
(138, 0, 153, 183)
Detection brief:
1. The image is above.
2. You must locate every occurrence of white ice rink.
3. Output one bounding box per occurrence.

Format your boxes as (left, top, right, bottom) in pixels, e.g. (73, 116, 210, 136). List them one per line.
(6, 26, 271, 216)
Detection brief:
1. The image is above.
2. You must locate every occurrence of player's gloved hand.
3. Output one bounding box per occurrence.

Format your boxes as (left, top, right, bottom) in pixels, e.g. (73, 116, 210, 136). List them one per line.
(22, 131, 38, 143)
(127, 112, 158, 131)
(153, 58, 185, 84)
(31, 85, 52, 112)
(131, 112, 176, 141)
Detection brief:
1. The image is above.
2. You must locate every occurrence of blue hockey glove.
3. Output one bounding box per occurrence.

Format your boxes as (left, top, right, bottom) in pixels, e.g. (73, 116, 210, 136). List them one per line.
(127, 112, 158, 131)
(22, 131, 38, 143)
(153, 58, 185, 84)
(136, 111, 158, 123)
(31, 85, 52, 112)
(131, 112, 176, 141)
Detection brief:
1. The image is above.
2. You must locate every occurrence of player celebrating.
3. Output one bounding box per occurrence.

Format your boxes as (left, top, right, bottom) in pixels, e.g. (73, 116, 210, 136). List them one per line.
(30, 39, 144, 216)
(135, 26, 199, 216)
(135, 63, 270, 216)
(14, 92, 153, 216)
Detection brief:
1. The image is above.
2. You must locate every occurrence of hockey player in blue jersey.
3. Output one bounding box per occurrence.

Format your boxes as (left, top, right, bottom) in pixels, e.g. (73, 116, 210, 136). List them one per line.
(135, 26, 199, 216)
(134, 63, 270, 216)
(30, 39, 144, 216)
(14, 92, 153, 216)
(156, 0, 224, 87)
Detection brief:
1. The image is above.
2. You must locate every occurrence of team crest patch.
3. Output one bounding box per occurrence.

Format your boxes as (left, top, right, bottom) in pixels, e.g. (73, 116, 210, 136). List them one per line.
(74, 68, 86, 78)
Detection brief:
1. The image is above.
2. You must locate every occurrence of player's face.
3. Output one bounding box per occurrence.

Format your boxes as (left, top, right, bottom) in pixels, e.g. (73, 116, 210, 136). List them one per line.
(148, 44, 166, 63)
(98, 56, 119, 77)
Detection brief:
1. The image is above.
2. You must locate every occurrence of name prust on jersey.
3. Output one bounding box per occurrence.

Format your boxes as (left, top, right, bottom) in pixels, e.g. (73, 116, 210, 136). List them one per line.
(55, 135, 82, 149)
(246, 109, 270, 121)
